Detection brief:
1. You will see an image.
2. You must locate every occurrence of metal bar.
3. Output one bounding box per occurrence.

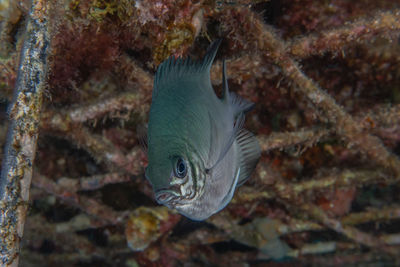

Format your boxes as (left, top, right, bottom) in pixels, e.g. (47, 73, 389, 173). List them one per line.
(0, 0, 50, 265)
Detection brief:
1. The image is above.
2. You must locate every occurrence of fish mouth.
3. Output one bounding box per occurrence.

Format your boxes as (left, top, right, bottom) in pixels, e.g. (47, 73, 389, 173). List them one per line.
(155, 186, 180, 205)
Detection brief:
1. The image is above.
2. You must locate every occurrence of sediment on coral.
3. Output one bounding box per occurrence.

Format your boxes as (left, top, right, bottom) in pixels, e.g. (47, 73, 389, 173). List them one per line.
(1, 0, 400, 266)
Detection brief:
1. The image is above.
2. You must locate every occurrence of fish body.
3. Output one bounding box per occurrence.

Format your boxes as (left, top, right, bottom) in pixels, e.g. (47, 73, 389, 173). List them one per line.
(146, 41, 260, 221)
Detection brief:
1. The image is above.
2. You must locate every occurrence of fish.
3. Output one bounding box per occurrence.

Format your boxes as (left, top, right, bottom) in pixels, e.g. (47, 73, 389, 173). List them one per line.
(145, 40, 261, 221)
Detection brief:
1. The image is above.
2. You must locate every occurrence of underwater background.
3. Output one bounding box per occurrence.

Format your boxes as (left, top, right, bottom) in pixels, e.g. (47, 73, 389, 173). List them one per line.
(1, 0, 400, 266)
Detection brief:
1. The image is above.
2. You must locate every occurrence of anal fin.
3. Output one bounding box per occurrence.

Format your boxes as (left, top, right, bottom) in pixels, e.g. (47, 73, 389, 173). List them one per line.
(236, 129, 261, 186)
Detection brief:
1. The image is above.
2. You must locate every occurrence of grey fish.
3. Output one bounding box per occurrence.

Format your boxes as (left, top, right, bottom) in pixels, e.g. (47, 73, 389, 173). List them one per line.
(145, 40, 261, 221)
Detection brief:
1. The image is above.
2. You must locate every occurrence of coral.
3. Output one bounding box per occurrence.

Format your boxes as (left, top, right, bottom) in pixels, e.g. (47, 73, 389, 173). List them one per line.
(1, 0, 400, 265)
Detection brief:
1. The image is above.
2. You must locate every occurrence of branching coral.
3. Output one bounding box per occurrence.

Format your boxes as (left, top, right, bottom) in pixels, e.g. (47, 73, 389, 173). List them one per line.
(1, 0, 400, 266)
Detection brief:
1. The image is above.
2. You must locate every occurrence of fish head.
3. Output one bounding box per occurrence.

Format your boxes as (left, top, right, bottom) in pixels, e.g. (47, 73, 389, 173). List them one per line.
(145, 133, 241, 221)
(145, 141, 205, 218)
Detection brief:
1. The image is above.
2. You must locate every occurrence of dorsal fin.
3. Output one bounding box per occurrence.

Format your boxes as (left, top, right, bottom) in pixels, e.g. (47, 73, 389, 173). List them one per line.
(153, 40, 222, 99)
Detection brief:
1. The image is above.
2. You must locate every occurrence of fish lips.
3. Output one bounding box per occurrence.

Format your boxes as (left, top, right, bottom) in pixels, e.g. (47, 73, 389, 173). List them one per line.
(155, 186, 181, 206)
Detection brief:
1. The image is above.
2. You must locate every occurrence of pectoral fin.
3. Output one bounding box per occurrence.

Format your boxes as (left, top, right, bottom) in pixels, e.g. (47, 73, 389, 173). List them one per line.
(207, 111, 245, 171)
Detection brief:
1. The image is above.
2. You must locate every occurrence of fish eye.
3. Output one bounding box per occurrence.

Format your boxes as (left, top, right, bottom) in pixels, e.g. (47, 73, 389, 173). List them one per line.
(175, 157, 187, 178)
